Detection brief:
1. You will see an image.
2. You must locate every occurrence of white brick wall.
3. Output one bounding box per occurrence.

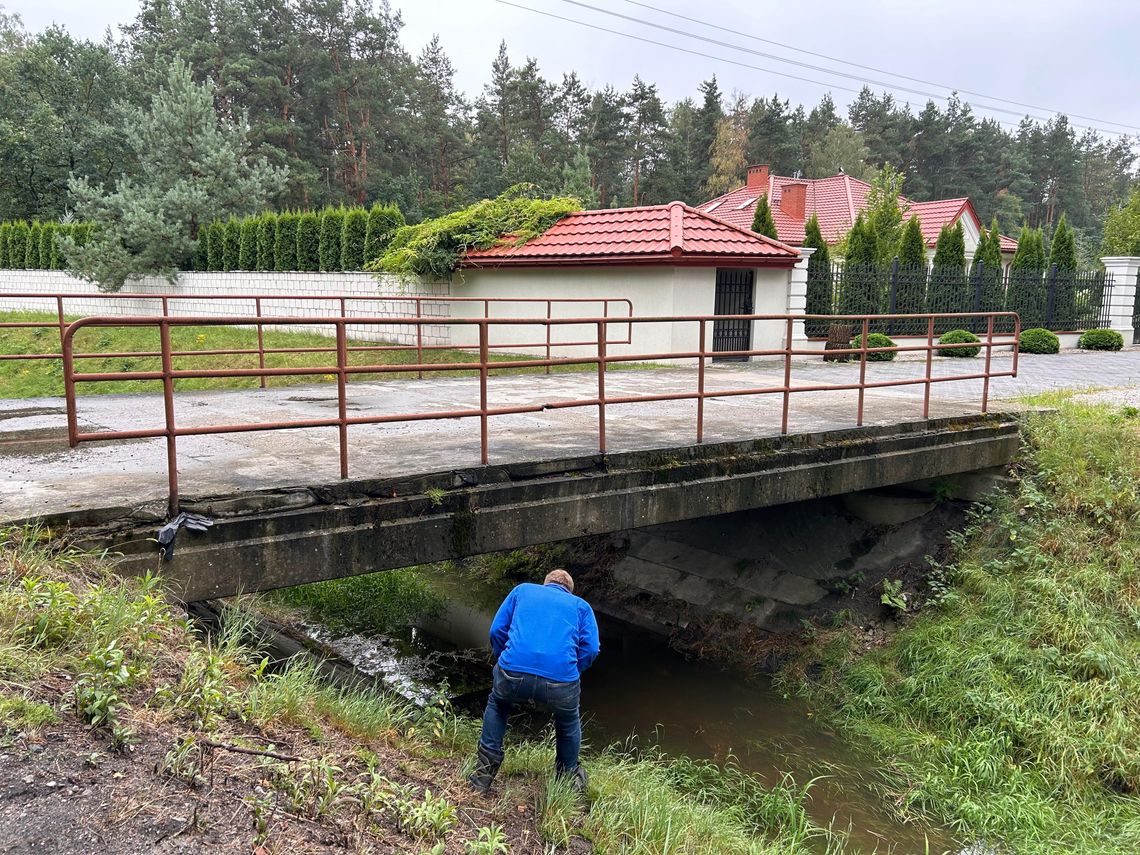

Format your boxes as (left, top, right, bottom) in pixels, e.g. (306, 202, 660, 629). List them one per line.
(0, 271, 453, 346)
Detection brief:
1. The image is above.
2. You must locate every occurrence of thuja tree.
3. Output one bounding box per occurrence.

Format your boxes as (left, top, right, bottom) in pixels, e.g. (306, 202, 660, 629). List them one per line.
(894, 215, 928, 323)
(929, 222, 967, 328)
(1009, 225, 1047, 327)
(38, 222, 57, 269)
(62, 59, 284, 290)
(364, 203, 405, 265)
(8, 221, 28, 269)
(238, 216, 258, 270)
(296, 211, 320, 271)
(751, 193, 777, 240)
(0, 222, 9, 267)
(274, 211, 299, 271)
(223, 217, 241, 270)
(971, 217, 1004, 317)
(319, 207, 344, 272)
(341, 206, 368, 270)
(256, 213, 276, 272)
(193, 229, 208, 271)
(24, 222, 42, 268)
(802, 214, 831, 336)
(206, 220, 225, 271)
(838, 212, 880, 317)
(1048, 214, 1079, 329)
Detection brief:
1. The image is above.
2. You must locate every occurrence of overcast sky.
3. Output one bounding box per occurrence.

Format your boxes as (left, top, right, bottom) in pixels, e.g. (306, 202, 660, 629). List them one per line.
(6, 0, 1139, 140)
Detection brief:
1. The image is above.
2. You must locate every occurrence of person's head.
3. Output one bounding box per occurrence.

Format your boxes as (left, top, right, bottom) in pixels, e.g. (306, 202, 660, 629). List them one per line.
(543, 569, 574, 593)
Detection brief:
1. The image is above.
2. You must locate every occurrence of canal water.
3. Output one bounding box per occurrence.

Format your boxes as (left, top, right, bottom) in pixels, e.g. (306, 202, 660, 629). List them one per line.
(294, 568, 967, 854)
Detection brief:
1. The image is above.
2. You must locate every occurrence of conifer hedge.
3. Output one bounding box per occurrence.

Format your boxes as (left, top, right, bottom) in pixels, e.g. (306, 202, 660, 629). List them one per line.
(256, 214, 275, 272)
(274, 212, 299, 271)
(341, 207, 368, 270)
(319, 207, 345, 271)
(364, 203, 405, 264)
(0, 222, 9, 267)
(297, 211, 321, 271)
(238, 217, 258, 270)
(223, 217, 241, 271)
(25, 222, 42, 269)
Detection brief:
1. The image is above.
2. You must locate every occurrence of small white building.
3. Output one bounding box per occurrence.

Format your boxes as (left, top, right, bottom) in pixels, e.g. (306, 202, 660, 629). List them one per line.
(447, 201, 802, 362)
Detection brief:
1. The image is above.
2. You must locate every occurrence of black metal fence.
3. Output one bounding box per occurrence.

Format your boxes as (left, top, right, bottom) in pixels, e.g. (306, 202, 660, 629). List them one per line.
(806, 260, 1114, 338)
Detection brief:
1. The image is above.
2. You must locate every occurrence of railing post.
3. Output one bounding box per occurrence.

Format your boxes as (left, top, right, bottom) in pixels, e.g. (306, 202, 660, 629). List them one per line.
(336, 320, 349, 479)
(62, 323, 79, 448)
(972, 260, 984, 333)
(1045, 263, 1058, 327)
(479, 321, 489, 465)
(416, 297, 424, 380)
(55, 297, 66, 370)
(923, 315, 935, 419)
(696, 319, 706, 443)
(596, 320, 607, 454)
(982, 314, 994, 413)
(781, 316, 793, 435)
(255, 297, 267, 389)
(159, 319, 180, 517)
(887, 256, 899, 336)
(857, 318, 868, 427)
(545, 300, 552, 375)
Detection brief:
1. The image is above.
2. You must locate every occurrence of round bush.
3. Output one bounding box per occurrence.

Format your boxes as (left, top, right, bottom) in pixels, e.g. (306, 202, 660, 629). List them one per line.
(1077, 328, 1124, 351)
(937, 329, 981, 358)
(1019, 328, 1060, 355)
(851, 332, 897, 361)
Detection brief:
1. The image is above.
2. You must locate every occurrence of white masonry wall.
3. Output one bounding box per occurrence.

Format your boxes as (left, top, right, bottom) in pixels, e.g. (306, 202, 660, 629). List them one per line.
(0, 271, 453, 346)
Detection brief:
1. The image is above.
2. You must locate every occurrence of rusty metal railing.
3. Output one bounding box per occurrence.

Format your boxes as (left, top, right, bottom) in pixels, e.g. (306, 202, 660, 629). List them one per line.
(0, 292, 634, 381)
(60, 310, 1020, 516)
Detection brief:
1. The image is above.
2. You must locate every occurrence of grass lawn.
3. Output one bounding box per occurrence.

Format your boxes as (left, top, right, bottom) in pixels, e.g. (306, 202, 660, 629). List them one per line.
(0, 310, 655, 398)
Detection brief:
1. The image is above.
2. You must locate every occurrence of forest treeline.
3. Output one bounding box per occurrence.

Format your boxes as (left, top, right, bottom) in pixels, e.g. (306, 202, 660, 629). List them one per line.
(0, 0, 1135, 260)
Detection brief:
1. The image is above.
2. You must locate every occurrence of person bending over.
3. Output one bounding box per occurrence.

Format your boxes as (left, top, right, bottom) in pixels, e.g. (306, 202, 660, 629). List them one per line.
(468, 569, 600, 794)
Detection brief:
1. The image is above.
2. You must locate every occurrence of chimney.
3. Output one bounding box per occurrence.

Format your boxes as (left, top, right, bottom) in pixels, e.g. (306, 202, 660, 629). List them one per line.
(781, 182, 807, 221)
(746, 164, 769, 189)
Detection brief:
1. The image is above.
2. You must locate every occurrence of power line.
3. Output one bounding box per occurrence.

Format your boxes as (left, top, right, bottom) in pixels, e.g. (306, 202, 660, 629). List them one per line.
(621, 0, 1140, 134)
(493, 0, 1126, 139)
(553, 0, 1135, 136)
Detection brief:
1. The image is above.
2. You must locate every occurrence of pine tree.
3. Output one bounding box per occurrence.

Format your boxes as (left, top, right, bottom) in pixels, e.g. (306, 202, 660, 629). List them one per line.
(296, 211, 321, 271)
(751, 194, 778, 240)
(319, 207, 345, 272)
(206, 220, 225, 271)
(25, 222, 42, 269)
(223, 217, 241, 270)
(61, 59, 284, 290)
(0, 223, 9, 268)
(8, 222, 28, 269)
(256, 214, 276, 272)
(238, 216, 258, 270)
(364, 204, 405, 265)
(274, 211, 299, 271)
(802, 214, 832, 336)
(341, 207, 368, 270)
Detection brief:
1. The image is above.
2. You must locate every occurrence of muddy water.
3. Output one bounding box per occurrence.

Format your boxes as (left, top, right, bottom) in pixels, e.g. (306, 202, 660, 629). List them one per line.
(299, 569, 966, 854)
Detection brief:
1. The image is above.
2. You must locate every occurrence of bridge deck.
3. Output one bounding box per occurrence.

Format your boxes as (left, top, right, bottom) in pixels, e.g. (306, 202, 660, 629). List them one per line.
(1, 350, 1135, 523)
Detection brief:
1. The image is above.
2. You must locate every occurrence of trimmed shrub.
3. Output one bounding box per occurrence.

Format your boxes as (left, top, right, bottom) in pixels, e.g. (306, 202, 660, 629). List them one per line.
(25, 222, 42, 269)
(206, 220, 225, 271)
(1078, 328, 1124, 351)
(851, 332, 898, 361)
(319, 207, 344, 272)
(8, 221, 28, 269)
(256, 214, 276, 272)
(193, 228, 208, 271)
(0, 222, 10, 267)
(1019, 328, 1060, 355)
(364, 203, 405, 266)
(341, 207, 367, 270)
(297, 211, 321, 272)
(274, 212, 299, 271)
(937, 329, 981, 358)
(38, 223, 56, 269)
(238, 217, 258, 270)
(223, 217, 241, 271)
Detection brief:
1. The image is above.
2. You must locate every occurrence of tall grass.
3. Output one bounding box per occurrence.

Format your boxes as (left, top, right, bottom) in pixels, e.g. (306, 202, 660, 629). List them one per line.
(786, 402, 1140, 854)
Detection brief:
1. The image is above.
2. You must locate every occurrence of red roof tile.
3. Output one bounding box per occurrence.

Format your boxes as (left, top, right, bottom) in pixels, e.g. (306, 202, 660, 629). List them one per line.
(699, 174, 1018, 254)
(462, 202, 800, 268)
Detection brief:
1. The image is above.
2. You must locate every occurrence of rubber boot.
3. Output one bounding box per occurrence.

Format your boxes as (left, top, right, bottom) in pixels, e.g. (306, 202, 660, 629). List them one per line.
(556, 763, 589, 796)
(467, 745, 503, 795)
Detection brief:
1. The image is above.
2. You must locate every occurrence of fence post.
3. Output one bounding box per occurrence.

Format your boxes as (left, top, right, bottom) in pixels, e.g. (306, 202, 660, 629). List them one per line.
(1099, 256, 1140, 343)
(1045, 263, 1058, 327)
(887, 256, 899, 336)
(972, 260, 984, 333)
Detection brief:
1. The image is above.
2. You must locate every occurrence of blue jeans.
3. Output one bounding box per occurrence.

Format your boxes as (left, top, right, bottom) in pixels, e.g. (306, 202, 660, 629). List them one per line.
(478, 664, 582, 772)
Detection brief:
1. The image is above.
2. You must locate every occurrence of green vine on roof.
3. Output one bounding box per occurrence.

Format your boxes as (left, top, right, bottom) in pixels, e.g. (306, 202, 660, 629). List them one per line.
(368, 185, 582, 280)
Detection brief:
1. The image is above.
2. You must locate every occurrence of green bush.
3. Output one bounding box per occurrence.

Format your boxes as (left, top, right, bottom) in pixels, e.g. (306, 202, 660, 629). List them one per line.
(296, 211, 320, 272)
(850, 332, 898, 361)
(0, 222, 10, 267)
(319, 207, 344, 272)
(1019, 327, 1061, 354)
(364, 203, 405, 265)
(238, 217, 258, 270)
(341, 207, 368, 270)
(937, 329, 981, 358)
(25, 222, 42, 269)
(38, 223, 57, 269)
(8, 221, 28, 269)
(223, 217, 241, 271)
(256, 213, 276, 272)
(1077, 328, 1124, 351)
(274, 211, 299, 271)
(205, 220, 225, 271)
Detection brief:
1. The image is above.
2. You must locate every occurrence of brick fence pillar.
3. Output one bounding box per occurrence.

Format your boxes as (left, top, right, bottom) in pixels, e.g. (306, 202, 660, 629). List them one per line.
(785, 247, 814, 346)
(1100, 256, 1140, 343)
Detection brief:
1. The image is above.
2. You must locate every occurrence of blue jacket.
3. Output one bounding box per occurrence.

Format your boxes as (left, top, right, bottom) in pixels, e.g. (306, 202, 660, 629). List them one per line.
(489, 582, 600, 683)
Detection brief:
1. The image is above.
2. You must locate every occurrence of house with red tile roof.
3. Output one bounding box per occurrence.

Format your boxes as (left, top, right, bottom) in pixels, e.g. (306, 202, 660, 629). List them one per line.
(448, 200, 805, 360)
(699, 165, 1017, 270)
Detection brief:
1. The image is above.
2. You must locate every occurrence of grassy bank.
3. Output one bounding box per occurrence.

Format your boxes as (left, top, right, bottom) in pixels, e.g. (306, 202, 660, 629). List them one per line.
(0, 310, 653, 398)
(0, 526, 835, 854)
(784, 401, 1140, 853)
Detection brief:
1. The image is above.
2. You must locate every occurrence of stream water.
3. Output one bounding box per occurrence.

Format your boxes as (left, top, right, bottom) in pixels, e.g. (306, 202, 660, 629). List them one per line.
(295, 568, 970, 854)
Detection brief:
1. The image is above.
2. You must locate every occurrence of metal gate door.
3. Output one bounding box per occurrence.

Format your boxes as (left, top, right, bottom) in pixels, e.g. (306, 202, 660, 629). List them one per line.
(712, 268, 755, 361)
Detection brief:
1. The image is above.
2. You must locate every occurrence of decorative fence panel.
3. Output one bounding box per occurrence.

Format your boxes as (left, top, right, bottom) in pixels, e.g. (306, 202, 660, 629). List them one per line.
(809, 260, 1113, 337)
